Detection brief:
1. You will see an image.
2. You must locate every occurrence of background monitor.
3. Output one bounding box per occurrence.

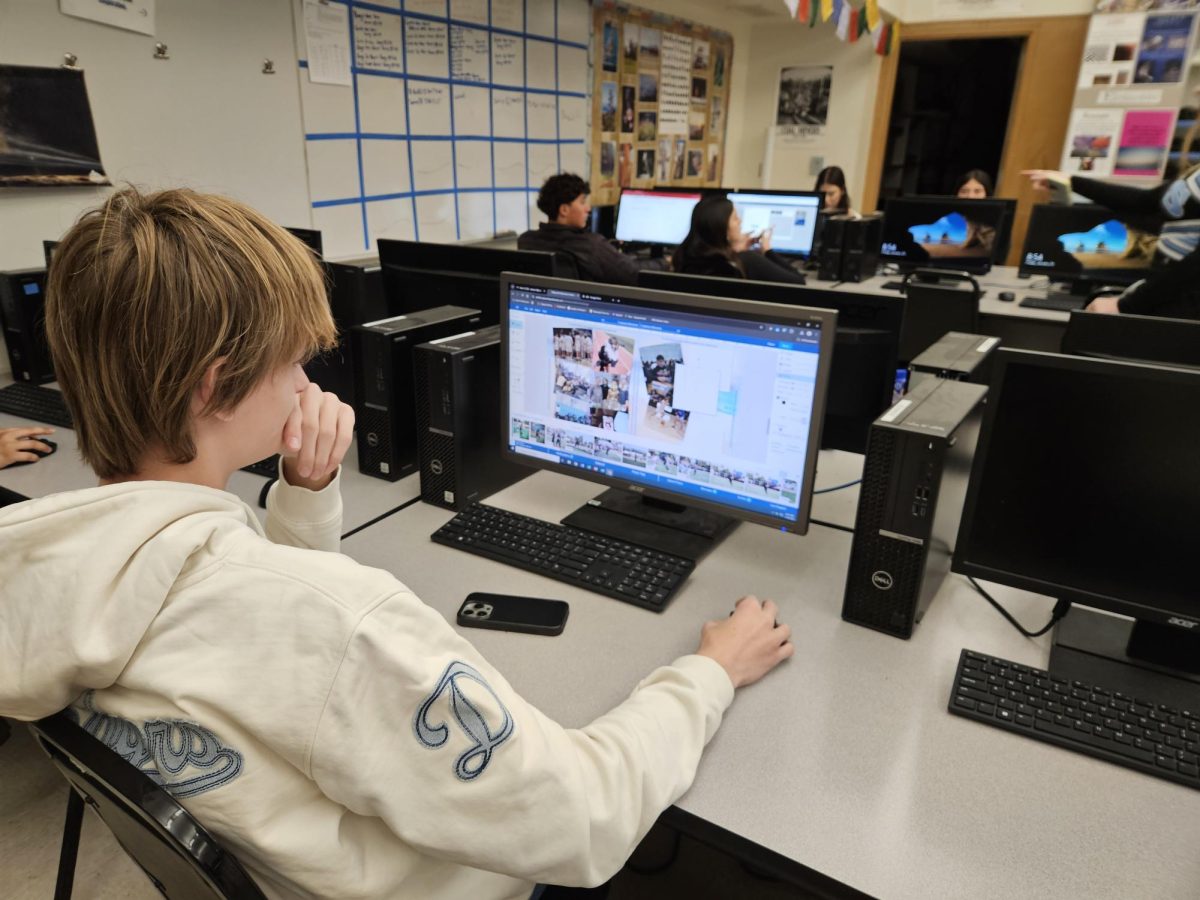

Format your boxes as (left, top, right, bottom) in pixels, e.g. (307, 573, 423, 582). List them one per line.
(1018, 203, 1155, 286)
(378, 240, 560, 324)
(728, 190, 823, 258)
(1062, 310, 1200, 370)
(914, 194, 1016, 263)
(614, 189, 702, 245)
(42, 240, 58, 268)
(953, 349, 1200, 706)
(285, 227, 324, 258)
(638, 270, 901, 454)
(880, 197, 1010, 273)
(502, 274, 836, 545)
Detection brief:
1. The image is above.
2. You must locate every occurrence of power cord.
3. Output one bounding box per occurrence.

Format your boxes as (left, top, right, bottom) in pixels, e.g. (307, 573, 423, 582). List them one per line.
(967, 576, 1071, 638)
(814, 478, 861, 494)
(811, 518, 854, 534)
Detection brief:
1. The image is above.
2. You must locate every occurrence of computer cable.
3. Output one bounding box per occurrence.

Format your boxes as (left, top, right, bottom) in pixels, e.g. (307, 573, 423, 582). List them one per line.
(813, 478, 861, 494)
(810, 518, 854, 534)
(966, 576, 1071, 638)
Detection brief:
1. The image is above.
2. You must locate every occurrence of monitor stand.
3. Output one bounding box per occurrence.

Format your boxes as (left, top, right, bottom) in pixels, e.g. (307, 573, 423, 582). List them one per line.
(560, 487, 737, 561)
(1049, 606, 1200, 712)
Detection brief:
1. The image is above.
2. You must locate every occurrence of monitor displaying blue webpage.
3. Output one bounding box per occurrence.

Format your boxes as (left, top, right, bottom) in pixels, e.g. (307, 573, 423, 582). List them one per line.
(729, 192, 822, 257)
(506, 283, 824, 524)
(614, 190, 701, 244)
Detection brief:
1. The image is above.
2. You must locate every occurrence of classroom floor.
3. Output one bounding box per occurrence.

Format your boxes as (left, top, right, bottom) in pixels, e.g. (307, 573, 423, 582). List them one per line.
(1, 722, 824, 899)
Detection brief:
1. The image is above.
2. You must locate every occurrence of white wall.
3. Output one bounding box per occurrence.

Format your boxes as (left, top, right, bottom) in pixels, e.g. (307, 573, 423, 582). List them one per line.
(741, 18, 882, 205)
(0, 0, 311, 277)
(893, 0, 1093, 22)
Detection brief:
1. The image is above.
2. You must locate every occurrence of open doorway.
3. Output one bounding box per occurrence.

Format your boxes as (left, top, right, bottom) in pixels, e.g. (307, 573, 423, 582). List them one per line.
(879, 38, 1024, 201)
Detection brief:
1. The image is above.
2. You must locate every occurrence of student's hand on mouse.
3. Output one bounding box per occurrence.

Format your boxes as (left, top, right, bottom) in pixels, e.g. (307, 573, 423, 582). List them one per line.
(697, 595, 793, 688)
(1087, 294, 1122, 315)
(0, 427, 55, 469)
(280, 383, 355, 490)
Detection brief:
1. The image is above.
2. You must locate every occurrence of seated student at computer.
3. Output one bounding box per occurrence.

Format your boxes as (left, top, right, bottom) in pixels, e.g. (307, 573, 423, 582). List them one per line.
(1025, 167, 1200, 319)
(672, 195, 807, 284)
(0, 187, 795, 900)
(954, 169, 994, 199)
(813, 165, 860, 218)
(519, 173, 660, 286)
(0, 426, 54, 468)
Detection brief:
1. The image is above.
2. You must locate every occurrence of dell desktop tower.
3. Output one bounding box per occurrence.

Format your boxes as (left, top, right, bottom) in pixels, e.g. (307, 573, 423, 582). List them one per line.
(354, 305, 483, 481)
(413, 325, 530, 510)
(841, 376, 988, 638)
(305, 256, 387, 409)
(0, 268, 54, 384)
(840, 214, 884, 283)
(909, 332, 1001, 385)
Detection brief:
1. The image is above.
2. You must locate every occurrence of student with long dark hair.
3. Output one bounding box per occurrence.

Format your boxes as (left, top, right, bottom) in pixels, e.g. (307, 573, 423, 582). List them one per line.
(671, 195, 806, 283)
(954, 169, 994, 199)
(813, 166, 858, 216)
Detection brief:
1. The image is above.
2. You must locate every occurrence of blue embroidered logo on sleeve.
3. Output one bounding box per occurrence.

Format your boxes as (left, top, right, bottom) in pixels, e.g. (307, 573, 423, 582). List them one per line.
(70, 693, 244, 798)
(413, 661, 514, 781)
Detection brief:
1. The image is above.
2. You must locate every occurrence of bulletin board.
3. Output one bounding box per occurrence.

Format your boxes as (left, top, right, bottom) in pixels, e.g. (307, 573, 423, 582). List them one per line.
(590, 2, 733, 206)
(293, 0, 591, 259)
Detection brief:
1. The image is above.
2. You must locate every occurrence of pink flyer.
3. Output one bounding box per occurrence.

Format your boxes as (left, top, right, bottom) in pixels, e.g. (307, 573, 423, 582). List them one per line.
(1113, 109, 1176, 177)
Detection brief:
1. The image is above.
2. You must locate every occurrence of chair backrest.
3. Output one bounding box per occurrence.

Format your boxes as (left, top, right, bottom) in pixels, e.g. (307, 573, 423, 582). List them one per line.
(29, 712, 266, 900)
(551, 251, 581, 280)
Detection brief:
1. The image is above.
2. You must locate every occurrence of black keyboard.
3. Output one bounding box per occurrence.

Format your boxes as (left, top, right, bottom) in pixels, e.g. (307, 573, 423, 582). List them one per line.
(1019, 294, 1086, 312)
(880, 280, 908, 292)
(432, 503, 694, 612)
(949, 649, 1200, 791)
(0, 383, 73, 428)
(241, 455, 280, 478)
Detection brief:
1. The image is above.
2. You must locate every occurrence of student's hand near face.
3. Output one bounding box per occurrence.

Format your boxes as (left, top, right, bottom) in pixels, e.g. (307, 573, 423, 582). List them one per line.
(730, 228, 752, 253)
(0, 426, 55, 469)
(758, 227, 773, 253)
(1087, 294, 1122, 315)
(281, 383, 355, 490)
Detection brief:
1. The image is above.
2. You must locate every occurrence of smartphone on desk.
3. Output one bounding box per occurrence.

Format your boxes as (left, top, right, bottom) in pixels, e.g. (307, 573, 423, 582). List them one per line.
(457, 593, 569, 636)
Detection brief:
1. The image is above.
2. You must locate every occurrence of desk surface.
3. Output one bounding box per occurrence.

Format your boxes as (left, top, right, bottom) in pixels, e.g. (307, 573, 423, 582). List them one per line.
(341, 468, 1200, 900)
(0, 405, 419, 536)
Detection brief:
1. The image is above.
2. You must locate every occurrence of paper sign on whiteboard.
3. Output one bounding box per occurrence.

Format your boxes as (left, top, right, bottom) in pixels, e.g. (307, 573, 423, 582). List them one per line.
(60, 0, 155, 36)
(305, 0, 352, 86)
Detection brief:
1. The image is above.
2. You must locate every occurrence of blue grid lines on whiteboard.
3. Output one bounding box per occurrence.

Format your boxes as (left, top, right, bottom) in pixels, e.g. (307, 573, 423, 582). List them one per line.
(298, 0, 589, 255)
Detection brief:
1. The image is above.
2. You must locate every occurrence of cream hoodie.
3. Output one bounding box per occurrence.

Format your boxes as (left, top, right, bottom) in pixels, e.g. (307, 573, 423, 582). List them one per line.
(0, 471, 734, 899)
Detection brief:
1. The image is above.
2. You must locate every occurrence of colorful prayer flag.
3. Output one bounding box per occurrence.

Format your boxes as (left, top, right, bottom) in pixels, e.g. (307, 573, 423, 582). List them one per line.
(820, 0, 834, 22)
(865, 0, 881, 32)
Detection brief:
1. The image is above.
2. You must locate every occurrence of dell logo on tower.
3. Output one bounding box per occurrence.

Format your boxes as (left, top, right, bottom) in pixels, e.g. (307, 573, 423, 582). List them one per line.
(430, 459, 444, 475)
(871, 571, 894, 591)
(366, 432, 379, 448)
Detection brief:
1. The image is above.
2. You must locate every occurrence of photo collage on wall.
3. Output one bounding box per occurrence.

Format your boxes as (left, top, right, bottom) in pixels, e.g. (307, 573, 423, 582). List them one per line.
(592, 4, 732, 204)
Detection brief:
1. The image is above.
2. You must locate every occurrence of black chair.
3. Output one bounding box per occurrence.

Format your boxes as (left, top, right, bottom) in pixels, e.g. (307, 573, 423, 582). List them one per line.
(29, 711, 266, 900)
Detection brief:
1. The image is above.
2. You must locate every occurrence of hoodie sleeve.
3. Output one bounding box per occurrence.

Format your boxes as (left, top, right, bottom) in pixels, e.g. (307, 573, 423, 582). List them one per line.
(308, 592, 735, 887)
(263, 465, 343, 552)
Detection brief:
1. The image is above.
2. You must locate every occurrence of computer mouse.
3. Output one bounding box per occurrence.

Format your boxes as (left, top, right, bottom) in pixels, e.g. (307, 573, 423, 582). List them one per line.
(8, 438, 56, 467)
(998, 291, 1016, 302)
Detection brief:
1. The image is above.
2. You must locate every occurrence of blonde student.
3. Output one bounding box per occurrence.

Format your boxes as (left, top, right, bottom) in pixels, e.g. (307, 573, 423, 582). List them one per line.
(0, 188, 794, 900)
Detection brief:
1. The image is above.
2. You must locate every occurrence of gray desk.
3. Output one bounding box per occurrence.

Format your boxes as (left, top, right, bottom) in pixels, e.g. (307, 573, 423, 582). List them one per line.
(341, 469, 1200, 899)
(824, 267, 1070, 353)
(0, 397, 419, 535)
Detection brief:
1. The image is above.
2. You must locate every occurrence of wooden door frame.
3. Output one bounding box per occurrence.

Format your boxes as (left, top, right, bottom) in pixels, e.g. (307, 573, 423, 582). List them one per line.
(862, 16, 1090, 265)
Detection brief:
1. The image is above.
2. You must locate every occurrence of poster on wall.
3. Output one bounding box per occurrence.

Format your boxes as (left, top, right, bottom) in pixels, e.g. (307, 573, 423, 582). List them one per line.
(1114, 108, 1176, 176)
(1062, 108, 1123, 176)
(659, 31, 692, 135)
(60, 0, 155, 35)
(1097, 1, 1199, 12)
(1078, 13, 1143, 88)
(1133, 14, 1194, 83)
(776, 66, 832, 144)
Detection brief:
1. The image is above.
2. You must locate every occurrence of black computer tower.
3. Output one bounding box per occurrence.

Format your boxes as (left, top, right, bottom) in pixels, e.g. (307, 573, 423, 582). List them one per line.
(839, 214, 884, 283)
(909, 332, 1000, 385)
(841, 377, 988, 638)
(305, 256, 387, 408)
(0, 268, 54, 384)
(414, 325, 530, 509)
(354, 305, 483, 481)
(817, 215, 847, 281)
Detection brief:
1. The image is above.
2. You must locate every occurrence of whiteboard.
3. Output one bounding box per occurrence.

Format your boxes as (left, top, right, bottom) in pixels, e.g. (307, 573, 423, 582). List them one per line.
(295, 0, 590, 258)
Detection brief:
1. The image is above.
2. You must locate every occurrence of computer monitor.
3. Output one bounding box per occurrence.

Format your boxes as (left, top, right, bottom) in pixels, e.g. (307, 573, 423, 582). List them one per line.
(880, 197, 1011, 274)
(377, 240, 560, 324)
(614, 189, 702, 245)
(953, 349, 1200, 709)
(914, 194, 1017, 263)
(637, 270, 901, 454)
(728, 190, 823, 258)
(1018, 203, 1155, 290)
(1062, 310, 1200, 370)
(501, 274, 836, 557)
(285, 227, 324, 257)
